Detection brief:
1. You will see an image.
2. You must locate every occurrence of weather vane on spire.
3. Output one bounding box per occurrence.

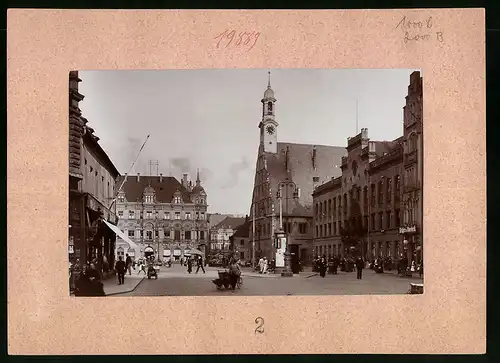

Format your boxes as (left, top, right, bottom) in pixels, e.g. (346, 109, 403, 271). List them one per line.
(268, 70, 271, 88)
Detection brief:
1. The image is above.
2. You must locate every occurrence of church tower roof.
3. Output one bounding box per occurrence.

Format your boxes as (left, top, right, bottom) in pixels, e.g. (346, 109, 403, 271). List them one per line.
(263, 71, 275, 100)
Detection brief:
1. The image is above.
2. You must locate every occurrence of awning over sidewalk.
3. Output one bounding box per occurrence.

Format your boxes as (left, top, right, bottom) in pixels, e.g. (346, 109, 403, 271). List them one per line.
(102, 220, 140, 251)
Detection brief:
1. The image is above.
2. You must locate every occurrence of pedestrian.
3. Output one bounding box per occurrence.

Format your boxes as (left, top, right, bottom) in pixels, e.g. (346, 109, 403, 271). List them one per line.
(196, 255, 206, 274)
(138, 260, 146, 275)
(319, 255, 327, 277)
(228, 258, 241, 290)
(332, 256, 338, 275)
(115, 256, 126, 285)
(263, 257, 268, 274)
(125, 254, 132, 275)
(258, 257, 264, 274)
(419, 260, 423, 278)
(187, 257, 193, 274)
(355, 256, 364, 280)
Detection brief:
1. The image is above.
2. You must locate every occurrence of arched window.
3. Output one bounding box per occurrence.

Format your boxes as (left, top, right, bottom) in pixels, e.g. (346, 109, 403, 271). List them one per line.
(267, 102, 273, 114)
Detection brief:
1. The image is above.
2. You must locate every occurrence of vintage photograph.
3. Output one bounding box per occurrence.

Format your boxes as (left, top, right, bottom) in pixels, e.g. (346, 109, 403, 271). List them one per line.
(68, 68, 423, 297)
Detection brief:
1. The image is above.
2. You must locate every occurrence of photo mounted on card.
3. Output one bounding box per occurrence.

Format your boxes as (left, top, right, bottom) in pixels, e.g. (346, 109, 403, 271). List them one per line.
(7, 8, 485, 355)
(69, 68, 423, 297)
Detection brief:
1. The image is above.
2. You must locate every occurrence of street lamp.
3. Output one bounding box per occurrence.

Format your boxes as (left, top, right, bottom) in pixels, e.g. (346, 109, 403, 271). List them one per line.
(276, 179, 299, 277)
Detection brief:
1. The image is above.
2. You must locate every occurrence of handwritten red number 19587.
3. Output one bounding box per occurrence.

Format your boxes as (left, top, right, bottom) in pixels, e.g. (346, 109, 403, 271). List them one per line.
(214, 29, 260, 51)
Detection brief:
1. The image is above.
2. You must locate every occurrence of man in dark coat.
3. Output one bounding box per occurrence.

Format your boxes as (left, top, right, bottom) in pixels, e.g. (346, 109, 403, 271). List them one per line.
(196, 255, 206, 274)
(115, 256, 126, 285)
(125, 254, 132, 275)
(319, 255, 327, 278)
(355, 256, 364, 280)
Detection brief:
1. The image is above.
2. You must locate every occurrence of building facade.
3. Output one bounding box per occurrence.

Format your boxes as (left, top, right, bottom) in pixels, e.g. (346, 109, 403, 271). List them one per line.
(209, 216, 246, 254)
(115, 171, 209, 261)
(249, 73, 346, 265)
(229, 217, 251, 262)
(312, 71, 423, 267)
(68, 71, 120, 275)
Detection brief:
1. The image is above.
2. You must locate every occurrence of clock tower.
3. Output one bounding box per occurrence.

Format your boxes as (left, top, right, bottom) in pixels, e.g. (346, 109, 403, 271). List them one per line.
(259, 71, 278, 153)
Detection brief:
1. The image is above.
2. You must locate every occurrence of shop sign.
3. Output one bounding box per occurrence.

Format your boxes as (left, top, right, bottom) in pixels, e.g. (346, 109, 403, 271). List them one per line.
(399, 225, 417, 234)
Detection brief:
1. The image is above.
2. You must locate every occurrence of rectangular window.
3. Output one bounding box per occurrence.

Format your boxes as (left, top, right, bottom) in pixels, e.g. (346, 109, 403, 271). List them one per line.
(118, 196, 125, 203)
(118, 211, 123, 217)
(386, 211, 392, 229)
(146, 231, 153, 240)
(164, 212, 170, 220)
(185, 231, 191, 240)
(128, 210, 135, 219)
(200, 212, 205, 220)
(146, 211, 152, 219)
(315, 226, 319, 238)
(240, 239, 245, 246)
(128, 230, 135, 238)
(200, 230, 205, 240)
(387, 178, 392, 204)
(175, 212, 181, 220)
(371, 213, 376, 230)
(379, 212, 384, 230)
(155, 230, 159, 238)
(185, 212, 191, 220)
(395, 209, 401, 226)
(174, 230, 181, 240)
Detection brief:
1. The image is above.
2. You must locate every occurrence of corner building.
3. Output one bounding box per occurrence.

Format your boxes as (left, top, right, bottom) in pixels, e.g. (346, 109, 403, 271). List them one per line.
(312, 71, 423, 266)
(115, 171, 209, 261)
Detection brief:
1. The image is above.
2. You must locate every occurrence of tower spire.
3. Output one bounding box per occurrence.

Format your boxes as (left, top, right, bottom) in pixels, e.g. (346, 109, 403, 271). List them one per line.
(196, 168, 201, 184)
(267, 70, 271, 88)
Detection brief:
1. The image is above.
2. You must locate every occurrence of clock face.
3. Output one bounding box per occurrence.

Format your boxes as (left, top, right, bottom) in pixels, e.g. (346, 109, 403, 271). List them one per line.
(266, 125, 275, 135)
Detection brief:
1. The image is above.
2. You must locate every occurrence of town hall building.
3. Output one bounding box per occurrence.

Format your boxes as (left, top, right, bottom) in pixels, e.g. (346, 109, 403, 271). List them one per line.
(249, 73, 346, 265)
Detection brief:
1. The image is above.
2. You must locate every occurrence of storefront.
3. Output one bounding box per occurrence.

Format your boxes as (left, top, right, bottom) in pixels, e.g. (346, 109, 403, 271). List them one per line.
(163, 249, 171, 261)
(144, 246, 155, 258)
(399, 225, 421, 266)
(173, 248, 181, 261)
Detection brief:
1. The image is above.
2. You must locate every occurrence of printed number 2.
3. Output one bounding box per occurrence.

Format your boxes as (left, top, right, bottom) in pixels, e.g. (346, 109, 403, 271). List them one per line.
(255, 317, 264, 334)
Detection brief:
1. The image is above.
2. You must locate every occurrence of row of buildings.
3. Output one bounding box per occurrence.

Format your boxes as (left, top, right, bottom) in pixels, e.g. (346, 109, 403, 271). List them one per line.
(69, 71, 216, 269)
(68, 71, 121, 275)
(239, 71, 423, 267)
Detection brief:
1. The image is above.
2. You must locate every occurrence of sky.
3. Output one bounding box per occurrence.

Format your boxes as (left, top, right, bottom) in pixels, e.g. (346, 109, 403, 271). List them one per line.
(78, 68, 419, 215)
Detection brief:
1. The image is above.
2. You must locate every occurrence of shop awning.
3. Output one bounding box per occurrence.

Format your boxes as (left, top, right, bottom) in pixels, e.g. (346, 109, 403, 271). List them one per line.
(102, 220, 140, 251)
(173, 249, 181, 256)
(163, 250, 171, 256)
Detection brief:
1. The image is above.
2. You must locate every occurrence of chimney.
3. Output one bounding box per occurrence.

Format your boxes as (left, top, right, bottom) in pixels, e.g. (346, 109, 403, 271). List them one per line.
(137, 173, 140, 182)
(312, 146, 317, 170)
(160, 173, 163, 183)
(182, 173, 188, 186)
(124, 173, 128, 181)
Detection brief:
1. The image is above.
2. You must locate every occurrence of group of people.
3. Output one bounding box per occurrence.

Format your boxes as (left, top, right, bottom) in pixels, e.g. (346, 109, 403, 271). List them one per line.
(314, 255, 366, 279)
(70, 259, 106, 296)
(186, 255, 206, 274)
(256, 257, 274, 274)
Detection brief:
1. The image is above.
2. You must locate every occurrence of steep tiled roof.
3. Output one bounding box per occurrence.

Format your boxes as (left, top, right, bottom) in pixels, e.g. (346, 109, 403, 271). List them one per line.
(232, 219, 250, 238)
(214, 216, 246, 230)
(116, 175, 193, 203)
(261, 142, 346, 215)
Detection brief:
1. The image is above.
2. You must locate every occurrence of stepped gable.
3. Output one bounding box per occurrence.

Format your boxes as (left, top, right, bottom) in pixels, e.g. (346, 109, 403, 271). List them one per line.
(262, 142, 346, 214)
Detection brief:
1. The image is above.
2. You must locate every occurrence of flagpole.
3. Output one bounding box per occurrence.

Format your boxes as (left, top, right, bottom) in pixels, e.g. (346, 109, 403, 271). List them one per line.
(109, 134, 151, 210)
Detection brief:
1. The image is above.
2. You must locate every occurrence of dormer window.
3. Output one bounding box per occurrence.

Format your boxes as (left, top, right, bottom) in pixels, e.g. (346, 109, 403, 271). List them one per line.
(174, 196, 181, 204)
(144, 195, 154, 203)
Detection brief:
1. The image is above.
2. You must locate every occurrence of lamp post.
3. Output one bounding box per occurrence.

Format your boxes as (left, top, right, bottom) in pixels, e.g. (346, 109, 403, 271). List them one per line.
(276, 179, 299, 277)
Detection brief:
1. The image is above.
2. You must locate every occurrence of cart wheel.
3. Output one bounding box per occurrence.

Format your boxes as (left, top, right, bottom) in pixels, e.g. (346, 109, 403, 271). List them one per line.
(237, 277, 243, 289)
(216, 285, 222, 290)
(148, 276, 151, 279)
(224, 283, 230, 289)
